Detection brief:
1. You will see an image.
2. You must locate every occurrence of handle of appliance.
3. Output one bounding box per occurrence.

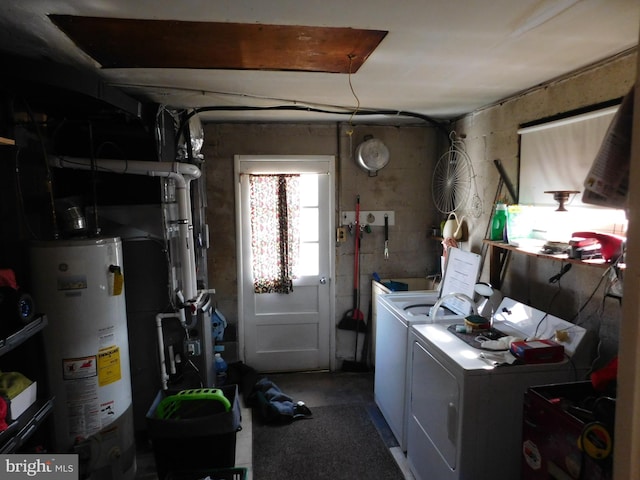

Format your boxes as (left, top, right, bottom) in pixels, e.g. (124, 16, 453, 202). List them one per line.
(447, 402, 457, 444)
(523, 417, 541, 430)
(453, 215, 465, 238)
(430, 292, 478, 322)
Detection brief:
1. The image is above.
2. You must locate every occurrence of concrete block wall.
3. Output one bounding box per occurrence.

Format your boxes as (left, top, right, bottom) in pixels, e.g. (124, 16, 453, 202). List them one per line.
(201, 50, 636, 370)
(202, 122, 442, 367)
(452, 50, 637, 367)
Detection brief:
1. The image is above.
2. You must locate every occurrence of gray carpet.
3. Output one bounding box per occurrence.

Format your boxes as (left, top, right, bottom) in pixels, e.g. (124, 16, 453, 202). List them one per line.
(253, 404, 405, 480)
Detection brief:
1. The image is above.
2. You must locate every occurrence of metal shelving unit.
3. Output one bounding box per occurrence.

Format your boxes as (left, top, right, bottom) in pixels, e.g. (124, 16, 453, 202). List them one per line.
(0, 315, 55, 453)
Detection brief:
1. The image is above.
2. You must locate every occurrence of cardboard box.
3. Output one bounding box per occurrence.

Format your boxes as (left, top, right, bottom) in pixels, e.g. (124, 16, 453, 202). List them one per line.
(8, 381, 37, 420)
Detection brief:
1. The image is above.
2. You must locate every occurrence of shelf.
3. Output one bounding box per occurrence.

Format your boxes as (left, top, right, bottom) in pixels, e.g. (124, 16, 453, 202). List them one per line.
(0, 314, 53, 453)
(0, 398, 54, 453)
(483, 239, 613, 289)
(0, 315, 48, 357)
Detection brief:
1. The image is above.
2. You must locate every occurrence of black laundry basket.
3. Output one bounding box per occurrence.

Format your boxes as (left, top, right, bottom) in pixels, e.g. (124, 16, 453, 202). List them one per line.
(146, 384, 242, 480)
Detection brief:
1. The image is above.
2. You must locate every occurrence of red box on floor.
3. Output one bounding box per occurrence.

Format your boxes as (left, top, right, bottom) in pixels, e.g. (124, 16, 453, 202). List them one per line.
(522, 382, 613, 480)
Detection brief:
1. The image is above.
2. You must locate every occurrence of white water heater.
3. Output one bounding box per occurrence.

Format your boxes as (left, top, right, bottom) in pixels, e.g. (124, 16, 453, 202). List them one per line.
(30, 237, 135, 480)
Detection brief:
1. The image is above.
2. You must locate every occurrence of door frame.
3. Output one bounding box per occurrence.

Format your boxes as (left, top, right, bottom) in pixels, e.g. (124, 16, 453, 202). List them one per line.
(234, 155, 336, 371)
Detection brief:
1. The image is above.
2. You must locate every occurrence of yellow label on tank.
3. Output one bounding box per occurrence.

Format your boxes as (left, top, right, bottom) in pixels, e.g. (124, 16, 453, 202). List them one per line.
(97, 346, 122, 386)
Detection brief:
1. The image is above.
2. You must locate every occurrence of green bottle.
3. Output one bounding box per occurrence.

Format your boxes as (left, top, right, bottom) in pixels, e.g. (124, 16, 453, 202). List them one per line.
(490, 204, 507, 241)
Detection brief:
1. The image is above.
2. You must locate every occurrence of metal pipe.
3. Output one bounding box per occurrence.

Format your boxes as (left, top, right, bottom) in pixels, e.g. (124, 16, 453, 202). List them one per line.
(49, 155, 201, 301)
(48, 156, 201, 180)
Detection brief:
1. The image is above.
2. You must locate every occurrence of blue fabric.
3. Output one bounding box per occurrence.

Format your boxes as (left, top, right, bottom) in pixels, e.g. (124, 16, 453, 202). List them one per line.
(253, 378, 295, 417)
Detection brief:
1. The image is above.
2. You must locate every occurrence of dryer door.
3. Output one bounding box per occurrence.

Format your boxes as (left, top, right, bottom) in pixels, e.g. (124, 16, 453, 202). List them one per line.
(411, 340, 460, 469)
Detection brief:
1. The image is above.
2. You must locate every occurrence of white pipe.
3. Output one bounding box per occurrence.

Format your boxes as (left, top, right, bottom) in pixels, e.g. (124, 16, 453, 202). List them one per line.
(49, 155, 201, 301)
(49, 156, 201, 180)
(168, 345, 176, 375)
(172, 171, 197, 301)
(155, 312, 177, 390)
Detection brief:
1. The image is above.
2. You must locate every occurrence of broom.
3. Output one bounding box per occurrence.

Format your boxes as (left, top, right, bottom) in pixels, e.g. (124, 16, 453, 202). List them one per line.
(342, 198, 369, 372)
(338, 195, 365, 331)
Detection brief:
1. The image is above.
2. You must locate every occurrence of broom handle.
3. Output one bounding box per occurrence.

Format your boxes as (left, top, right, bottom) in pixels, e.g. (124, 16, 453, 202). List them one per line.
(353, 196, 360, 304)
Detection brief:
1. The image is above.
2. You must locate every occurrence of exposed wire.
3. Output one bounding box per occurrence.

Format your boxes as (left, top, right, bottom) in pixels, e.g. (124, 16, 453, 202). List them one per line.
(533, 264, 567, 338)
(88, 121, 102, 236)
(117, 81, 448, 131)
(345, 54, 360, 136)
(570, 264, 616, 324)
(12, 147, 38, 240)
(22, 97, 60, 239)
(175, 104, 450, 147)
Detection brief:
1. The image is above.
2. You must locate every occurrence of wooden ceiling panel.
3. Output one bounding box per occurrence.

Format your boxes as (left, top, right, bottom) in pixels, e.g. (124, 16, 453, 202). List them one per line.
(49, 15, 387, 73)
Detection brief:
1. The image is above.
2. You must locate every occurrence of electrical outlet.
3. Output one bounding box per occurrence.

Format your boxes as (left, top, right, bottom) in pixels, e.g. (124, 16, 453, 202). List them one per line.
(337, 227, 347, 243)
(184, 339, 201, 356)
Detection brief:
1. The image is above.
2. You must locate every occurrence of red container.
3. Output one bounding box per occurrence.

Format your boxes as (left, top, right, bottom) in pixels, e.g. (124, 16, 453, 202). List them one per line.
(522, 382, 613, 480)
(510, 339, 564, 364)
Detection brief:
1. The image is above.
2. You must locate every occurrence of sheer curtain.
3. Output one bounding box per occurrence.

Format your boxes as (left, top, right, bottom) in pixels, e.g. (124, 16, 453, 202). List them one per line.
(249, 174, 300, 293)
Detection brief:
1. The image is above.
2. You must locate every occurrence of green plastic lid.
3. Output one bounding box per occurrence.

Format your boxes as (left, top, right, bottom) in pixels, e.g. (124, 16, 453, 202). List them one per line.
(155, 388, 231, 419)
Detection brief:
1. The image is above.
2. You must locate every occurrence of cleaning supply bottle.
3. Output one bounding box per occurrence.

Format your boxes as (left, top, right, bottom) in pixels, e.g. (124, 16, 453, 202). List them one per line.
(490, 203, 507, 241)
(214, 353, 228, 386)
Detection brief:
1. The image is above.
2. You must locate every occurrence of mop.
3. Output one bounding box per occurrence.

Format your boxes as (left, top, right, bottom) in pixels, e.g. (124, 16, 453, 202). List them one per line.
(338, 195, 365, 331)
(342, 197, 369, 372)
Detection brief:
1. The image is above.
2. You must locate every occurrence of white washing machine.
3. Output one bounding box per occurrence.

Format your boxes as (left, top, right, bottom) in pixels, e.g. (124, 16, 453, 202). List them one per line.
(374, 247, 482, 451)
(406, 297, 594, 480)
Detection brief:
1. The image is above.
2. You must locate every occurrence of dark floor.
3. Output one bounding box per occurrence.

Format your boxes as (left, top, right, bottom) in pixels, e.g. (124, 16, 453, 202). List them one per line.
(134, 370, 404, 480)
(264, 370, 375, 408)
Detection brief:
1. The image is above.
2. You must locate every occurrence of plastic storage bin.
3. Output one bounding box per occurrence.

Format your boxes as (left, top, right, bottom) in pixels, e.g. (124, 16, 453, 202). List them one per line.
(382, 280, 408, 291)
(146, 384, 242, 480)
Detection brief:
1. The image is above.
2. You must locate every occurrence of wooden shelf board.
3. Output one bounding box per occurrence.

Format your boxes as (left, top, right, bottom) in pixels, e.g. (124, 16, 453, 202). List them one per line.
(483, 239, 610, 268)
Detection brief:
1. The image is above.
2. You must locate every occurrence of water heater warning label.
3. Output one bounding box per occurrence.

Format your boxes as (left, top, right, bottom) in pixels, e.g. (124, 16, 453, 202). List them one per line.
(97, 346, 122, 386)
(63, 356, 96, 380)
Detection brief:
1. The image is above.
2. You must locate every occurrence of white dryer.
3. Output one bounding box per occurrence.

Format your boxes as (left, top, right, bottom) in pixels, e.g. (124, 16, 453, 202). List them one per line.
(406, 297, 594, 480)
(374, 247, 482, 451)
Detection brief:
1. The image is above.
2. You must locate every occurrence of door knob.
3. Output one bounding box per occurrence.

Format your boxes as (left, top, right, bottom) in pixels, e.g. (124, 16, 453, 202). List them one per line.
(319, 277, 327, 284)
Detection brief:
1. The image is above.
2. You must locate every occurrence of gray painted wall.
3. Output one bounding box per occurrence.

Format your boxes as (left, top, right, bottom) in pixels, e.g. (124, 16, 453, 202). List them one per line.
(203, 123, 442, 365)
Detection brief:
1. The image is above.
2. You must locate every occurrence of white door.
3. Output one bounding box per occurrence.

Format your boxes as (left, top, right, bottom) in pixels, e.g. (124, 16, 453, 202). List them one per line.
(235, 155, 335, 372)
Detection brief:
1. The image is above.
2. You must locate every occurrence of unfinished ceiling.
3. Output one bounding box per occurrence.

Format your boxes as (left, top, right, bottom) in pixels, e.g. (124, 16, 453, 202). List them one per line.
(0, 0, 638, 124)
